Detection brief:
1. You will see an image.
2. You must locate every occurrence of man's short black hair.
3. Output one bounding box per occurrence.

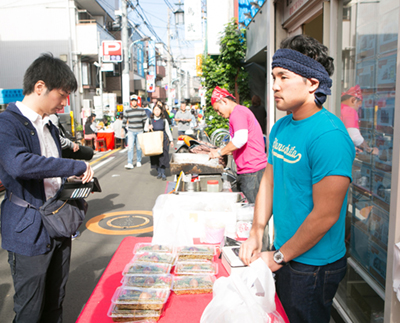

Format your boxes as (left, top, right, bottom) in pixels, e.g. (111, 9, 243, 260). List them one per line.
(23, 53, 77, 95)
(225, 96, 236, 102)
(280, 35, 334, 76)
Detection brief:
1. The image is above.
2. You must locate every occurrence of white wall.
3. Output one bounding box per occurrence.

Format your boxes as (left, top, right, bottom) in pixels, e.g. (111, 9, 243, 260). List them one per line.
(206, 0, 235, 55)
(0, 1, 70, 88)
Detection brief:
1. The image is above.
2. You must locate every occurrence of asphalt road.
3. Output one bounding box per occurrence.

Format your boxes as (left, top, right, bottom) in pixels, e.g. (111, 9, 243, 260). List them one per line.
(0, 146, 175, 322)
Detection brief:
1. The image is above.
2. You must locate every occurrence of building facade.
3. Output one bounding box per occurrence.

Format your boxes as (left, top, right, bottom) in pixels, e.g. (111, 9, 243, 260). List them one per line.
(244, 0, 400, 321)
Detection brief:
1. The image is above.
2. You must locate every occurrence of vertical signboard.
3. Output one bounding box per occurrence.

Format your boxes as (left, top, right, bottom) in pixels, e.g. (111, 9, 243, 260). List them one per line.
(148, 40, 156, 76)
(147, 75, 155, 92)
(185, 0, 202, 41)
(136, 41, 145, 78)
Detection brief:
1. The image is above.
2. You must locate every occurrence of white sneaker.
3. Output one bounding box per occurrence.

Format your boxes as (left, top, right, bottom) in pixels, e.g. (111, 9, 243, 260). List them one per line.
(125, 163, 134, 169)
(136, 162, 142, 167)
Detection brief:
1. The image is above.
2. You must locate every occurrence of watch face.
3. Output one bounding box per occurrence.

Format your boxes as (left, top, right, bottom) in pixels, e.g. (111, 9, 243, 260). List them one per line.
(274, 251, 284, 263)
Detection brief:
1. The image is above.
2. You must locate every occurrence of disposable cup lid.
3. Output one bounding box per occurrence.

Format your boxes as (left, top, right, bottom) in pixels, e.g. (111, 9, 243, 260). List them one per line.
(207, 180, 219, 185)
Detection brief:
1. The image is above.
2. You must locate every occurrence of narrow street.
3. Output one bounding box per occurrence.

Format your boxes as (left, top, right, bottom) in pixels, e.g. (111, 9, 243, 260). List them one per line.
(0, 147, 175, 322)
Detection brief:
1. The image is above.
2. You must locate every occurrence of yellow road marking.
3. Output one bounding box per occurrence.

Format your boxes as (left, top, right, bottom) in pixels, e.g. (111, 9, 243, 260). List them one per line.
(86, 210, 153, 235)
(89, 148, 121, 166)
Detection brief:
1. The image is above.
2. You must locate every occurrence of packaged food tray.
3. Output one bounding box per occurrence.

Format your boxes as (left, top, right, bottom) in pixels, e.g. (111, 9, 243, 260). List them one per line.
(111, 286, 170, 310)
(122, 262, 172, 276)
(174, 261, 218, 275)
(177, 245, 215, 261)
(172, 275, 216, 295)
(131, 252, 176, 266)
(121, 274, 173, 289)
(107, 303, 161, 322)
(133, 243, 174, 254)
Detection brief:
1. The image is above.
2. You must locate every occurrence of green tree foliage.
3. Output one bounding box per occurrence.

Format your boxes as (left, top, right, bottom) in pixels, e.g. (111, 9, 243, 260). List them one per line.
(201, 19, 250, 134)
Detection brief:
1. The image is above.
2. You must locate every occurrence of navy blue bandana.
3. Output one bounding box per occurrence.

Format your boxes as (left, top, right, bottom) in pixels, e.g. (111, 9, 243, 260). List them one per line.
(272, 48, 332, 106)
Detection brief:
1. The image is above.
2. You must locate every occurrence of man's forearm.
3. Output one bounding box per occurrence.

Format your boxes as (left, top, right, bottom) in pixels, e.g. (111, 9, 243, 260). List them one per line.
(279, 209, 338, 262)
(250, 164, 273, 240)
(220, 141, 238, 155)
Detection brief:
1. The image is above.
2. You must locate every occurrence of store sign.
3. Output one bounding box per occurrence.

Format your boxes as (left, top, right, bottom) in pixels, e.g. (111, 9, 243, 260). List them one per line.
(283, 0, 310, 22)
(101, 63, 115, 72)
(136, 42, 145, 78)
(102, 41, 123, 62)
(196, 54, 203, 76)
(185, 0, 202, 41)
(147, 75, 155, 92)
(148, 40, 156, 76)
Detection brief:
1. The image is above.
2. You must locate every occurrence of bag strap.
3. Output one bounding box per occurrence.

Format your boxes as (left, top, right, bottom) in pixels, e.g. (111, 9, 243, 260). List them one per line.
(9, 192, 38, 210)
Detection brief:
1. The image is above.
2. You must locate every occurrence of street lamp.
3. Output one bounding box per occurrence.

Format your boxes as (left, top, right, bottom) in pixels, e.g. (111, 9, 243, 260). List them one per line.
(128, 36, 151, 60)
(174, 2, 184, 25)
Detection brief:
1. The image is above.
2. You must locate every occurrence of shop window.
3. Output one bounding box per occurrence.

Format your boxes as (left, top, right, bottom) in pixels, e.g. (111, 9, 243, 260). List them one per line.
(335, 0, 399, 322)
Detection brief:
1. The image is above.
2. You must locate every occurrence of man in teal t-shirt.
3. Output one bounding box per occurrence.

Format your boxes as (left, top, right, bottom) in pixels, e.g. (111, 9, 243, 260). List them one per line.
(239, 35, 355, 323)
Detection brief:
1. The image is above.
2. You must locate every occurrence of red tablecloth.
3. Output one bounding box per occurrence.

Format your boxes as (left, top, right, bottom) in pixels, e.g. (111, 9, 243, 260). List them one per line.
(97, 132, 115, 150)
(76, 237, 289, 323)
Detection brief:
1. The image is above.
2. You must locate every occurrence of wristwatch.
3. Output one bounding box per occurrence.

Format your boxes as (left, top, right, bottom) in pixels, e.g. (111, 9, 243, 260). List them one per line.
(217, 149, 222, 157)
(273, 249, 287, 266)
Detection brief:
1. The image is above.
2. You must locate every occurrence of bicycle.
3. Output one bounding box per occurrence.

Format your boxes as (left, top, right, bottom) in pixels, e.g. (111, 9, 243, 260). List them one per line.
(210, 128, 230, 147)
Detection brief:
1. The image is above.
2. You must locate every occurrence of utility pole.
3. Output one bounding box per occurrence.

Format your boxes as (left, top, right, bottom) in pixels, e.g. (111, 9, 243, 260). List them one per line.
(121, 0, 130, 111)
(167, 8, 172, 107)
(97, 31, 104, 116)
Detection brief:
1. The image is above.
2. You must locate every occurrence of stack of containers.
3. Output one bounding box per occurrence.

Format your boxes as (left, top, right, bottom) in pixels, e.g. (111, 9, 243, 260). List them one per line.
(108, 243, 220, 322)
(172, 245, 218, 295)
(108, 243, 175, 322)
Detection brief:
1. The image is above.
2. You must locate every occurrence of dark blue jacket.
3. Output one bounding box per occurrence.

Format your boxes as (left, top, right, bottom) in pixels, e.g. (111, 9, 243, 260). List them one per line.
(0, 103, 87, 256)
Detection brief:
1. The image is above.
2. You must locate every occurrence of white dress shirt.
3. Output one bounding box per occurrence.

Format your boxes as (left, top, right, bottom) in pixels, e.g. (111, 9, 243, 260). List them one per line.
(16, 101, 61, 200)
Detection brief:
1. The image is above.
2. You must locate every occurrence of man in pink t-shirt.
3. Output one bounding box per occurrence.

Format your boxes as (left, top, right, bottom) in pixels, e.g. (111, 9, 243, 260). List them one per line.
(209, 86, 267, 203)
(340, 85, 378, 154)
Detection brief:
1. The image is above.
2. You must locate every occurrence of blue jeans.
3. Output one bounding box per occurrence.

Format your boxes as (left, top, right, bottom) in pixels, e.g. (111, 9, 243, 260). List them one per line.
(236, 167, 265, 203)
(127, 130, 142, 164)
(275, 255, 347, 323)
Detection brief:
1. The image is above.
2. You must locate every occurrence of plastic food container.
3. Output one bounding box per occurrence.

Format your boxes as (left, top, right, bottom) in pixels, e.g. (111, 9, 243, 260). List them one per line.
(122, 262, 172, 276)
(107, 303, 161, 322)
(207, 180, 219, 192)
(131, 252, 176, 265)
(172, 275, 216, 295)
(133, 243, 174, 254)
(174, 261, 218, 275)
(121, 274, 173, 289)
(177, 245, 215, 261)
(111, 286, 170, 310)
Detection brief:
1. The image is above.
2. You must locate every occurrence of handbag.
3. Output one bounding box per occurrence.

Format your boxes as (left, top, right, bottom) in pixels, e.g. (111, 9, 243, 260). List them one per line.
(138, 129, 164, 156)
(10, 179, 88, 238)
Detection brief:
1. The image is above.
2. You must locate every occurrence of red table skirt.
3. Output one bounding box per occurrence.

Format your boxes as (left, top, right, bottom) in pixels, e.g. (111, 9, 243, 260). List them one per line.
(76, 237, 289, 323)
(97, 132, 115, 150)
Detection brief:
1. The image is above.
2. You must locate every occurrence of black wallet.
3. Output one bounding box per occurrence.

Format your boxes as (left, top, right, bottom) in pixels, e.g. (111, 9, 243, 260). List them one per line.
(59, 177, 101, 200)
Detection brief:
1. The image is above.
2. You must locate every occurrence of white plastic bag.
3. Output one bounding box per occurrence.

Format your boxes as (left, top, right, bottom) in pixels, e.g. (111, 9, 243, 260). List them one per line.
(201, 258, 285, 323)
